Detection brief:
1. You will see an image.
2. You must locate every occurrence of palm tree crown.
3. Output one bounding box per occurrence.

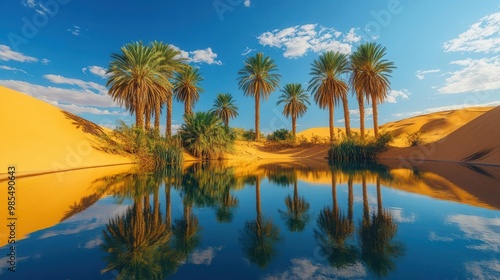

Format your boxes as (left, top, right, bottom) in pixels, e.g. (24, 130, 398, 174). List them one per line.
(174, 66, 204, 116)
(308, 51, 350, 142)
(107, 41, 169, 130)
(351, 42, 395, 138)
(277, 83, 310, 138)
(238, 52, 280, 141)
(210, 93, 239, 127)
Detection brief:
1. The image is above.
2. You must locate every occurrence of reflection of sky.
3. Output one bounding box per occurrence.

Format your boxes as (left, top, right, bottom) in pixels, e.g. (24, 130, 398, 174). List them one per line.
(264, 258, 367, 280)
(189, 246, 223, 265)
(446, 214, 500, 252)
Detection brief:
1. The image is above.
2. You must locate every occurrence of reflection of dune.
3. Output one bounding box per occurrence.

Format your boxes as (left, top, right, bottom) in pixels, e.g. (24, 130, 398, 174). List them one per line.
(0, 164, 133, 248)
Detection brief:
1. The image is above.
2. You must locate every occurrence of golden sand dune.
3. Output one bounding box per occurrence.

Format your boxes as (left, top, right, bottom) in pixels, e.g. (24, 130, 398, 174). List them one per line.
(297, 107, 493, 147)
(380, 106, 500, 165)
(0, 86, 132, 178)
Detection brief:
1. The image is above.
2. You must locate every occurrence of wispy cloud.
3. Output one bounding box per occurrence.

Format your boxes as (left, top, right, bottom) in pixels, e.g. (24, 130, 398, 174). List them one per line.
(446, 214, 500, 252)
(258, 24, 357, 58)
(41, 58, 51, 65)
(0, 65, 28, 74)
(389, 207, 416, 223)
(386, 89, 411, 103)
(465, 259, 500, 280)
(0, 45, 37, 62)
(44, 74, 108, 94)
(82, 66, 110, 79)
(264, 258, 366, 280)
(415, 69, 441, 80)
(438, 56, 500, 94)
(22, 0, 49, 15)
(244, 0, 251, 7)
(443, 12, 500, 53)
(67, 25, 82, 36)
(241, 47, 255, 56)
(189, 246, 223, 265)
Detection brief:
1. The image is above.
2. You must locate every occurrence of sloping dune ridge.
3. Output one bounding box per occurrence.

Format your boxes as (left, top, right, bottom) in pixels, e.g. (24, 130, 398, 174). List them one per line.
(380, 106, 500, 165)
(0, 86, 133, 178)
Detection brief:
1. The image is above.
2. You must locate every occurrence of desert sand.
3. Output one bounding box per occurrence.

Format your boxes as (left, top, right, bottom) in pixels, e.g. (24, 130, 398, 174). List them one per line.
(0, 86, 133, 179)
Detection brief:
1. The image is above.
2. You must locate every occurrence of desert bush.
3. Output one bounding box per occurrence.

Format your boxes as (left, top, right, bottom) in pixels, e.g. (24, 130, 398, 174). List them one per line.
(406, 131, 425, 147)
(328, 132, 393, 162)
(268, 128, 293, 141)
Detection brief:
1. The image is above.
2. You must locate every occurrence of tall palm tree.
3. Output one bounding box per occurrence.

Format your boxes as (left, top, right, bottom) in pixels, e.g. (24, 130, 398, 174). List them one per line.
(210, 93, 239, 127)
(173, 65, 204, 116)
(351, 42, 395, 138)
(308, 51, 351, 142)
(238, 52, 281, 141)
(277, 83, 310, 138)
(151, 41, 187, 137)
(107, 41, 169, 130)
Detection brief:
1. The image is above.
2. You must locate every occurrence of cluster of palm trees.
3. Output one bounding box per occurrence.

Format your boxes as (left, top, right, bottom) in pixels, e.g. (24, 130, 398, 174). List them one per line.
(107, 41, 394, 144)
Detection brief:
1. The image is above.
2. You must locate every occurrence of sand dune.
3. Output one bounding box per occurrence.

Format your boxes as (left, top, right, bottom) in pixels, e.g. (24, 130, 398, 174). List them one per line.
(0, 86, 132, 178)
(380, 106, 500, 165)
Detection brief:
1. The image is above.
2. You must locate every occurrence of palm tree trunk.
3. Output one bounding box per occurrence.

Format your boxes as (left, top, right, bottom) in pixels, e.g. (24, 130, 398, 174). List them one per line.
(342, 96, 351, 138)
(154, 102, 161, 136)
(145, 106, 151, 131)
(136, 100, 144, 130)
(255, 94, 260, 141)
(292, 115, 297, 139)
(348, 176, 353, 222)
(166, 95, 172, 137)
(293, 179, 298, 205)
(371, 93, 379, 138)
(332, 173, 338, 215)
(376, 177, 382, 215)
(165, 183, 171, 231)
(328, 100, 335, 143)
(224, 118, 229, 128)
(362, 176, 369, 221)
(358, 96, 365, 139)
(153, 185, 160, 225)
(184, 100, 190, 117)
(256, 175, 262, 235)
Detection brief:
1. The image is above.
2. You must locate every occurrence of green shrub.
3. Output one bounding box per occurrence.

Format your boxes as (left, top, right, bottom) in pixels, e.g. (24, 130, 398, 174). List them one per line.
(328, 132, 393, 162)
(406, 131, 425, 147)
(268, 128, 293, 141)
(179, 111, 235, 160)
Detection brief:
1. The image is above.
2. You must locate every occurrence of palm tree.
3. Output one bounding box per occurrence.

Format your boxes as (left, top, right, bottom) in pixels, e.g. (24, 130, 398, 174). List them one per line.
(210, 93, 239, 127)
(308, 51, 351, 142)
(351, 42, 395, 138)
(238, 52, 281, 141)
(151, 41, 187, 137)
(278, 178, 311, 232)
(239, 175, 282, 268)
(107, 41, 169, 130)
(277, 83, 310, 138)
(173, 65, 204, 116)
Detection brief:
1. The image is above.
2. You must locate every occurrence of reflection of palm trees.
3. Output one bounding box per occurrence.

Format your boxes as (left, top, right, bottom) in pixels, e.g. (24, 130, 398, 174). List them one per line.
(359, 176, 404, 277)
(216, 187, 239, 223)
(240, 175, 282, 268)
(172, 198, 201, 261)
(279, 178, 310, 232)
(314, 172, 357, 268)
(101, 178, 179, 279)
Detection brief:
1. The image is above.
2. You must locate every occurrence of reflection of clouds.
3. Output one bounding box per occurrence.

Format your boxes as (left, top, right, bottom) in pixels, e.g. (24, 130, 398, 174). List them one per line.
(38, 204, 129, 240)
(428, 231, 453, 242)
(465, 259, 500, 280)
(0, 254, 41, 275)
(264, 258, 366, 280)
(446, 214, 500, 252)
(389, 207, 416, 224)
(189, 246, 223, 265)
(81, 236, 103, 249)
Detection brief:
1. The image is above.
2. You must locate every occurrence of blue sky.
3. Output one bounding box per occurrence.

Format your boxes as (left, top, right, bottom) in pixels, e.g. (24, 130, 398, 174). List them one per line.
(0, 0, 499, 134)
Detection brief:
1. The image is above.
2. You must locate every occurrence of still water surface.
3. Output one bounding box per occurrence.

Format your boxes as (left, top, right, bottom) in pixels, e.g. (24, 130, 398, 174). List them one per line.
(1, 161, 500, 279)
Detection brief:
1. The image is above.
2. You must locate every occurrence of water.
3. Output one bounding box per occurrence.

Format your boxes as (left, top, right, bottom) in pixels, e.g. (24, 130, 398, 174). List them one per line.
(1, 161, 499, 279)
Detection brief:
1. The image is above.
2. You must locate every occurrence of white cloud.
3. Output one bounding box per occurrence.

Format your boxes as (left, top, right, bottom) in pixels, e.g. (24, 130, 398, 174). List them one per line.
(264, 258, 366, 280)
(386, 89, 411, 103)
(350, 108, 373, 117)
(22, 0, 48, 15)
(241, 47, 255, 56)
(438, 56, 500, 94)
(82, 236, 103, 249)
(22, 0, 37, 8)
(190, 47, 222, 65)
(388, 207, 416, 223)
(428, 231, 453, 242)
(44, 74, 108, 95)
(415, 69, 441, 80)
(391, 101, 500, 118)
(244, 0, 251, 7)
(82, 66, 110, 79)
(443, 12, 500, 53)
(343, 28, 361, 44)
(0, 44, 37, 62)
(446, 214, 500, 252)
(67, 25, 81, 36)
(258, 24, 355, 58)
(465, 259, 500, 280)
(41, 58, 51, 65)
(189, 246, 223, 265)
(0, 65, 28, 74)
